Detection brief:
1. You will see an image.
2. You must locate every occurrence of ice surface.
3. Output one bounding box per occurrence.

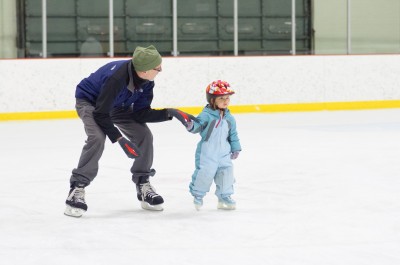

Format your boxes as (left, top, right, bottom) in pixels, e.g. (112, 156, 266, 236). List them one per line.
(1, 110, 400, 265)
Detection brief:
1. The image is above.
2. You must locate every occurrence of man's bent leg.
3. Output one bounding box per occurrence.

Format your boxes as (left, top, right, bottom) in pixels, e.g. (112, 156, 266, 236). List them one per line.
(70, 99, 106, 187)
(65, 99, 106, 217)
(113, 115, 163, 210)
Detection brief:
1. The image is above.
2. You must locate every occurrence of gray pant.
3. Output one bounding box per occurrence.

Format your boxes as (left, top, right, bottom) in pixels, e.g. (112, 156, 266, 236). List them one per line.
(70, 99, 155, 187)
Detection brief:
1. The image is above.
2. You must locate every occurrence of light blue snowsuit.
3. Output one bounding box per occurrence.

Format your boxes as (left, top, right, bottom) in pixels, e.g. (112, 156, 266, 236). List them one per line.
(189, 105, 242, 199)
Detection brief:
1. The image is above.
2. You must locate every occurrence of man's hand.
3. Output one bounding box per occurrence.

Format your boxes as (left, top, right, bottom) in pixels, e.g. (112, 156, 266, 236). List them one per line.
(118, 137, 141, 159)
(168, 109, 197, 128)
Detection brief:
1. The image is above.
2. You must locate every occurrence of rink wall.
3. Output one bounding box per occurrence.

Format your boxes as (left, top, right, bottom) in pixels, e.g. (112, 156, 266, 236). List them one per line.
(1, 54, 400, 121)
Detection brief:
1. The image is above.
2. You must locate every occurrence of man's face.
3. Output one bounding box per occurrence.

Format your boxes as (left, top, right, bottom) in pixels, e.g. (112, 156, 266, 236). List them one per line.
(138, 64, 162, 81)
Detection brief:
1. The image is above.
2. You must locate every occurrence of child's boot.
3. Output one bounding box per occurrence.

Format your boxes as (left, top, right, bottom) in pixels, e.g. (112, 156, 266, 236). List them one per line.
(193, 196, 203, 210)
(217, 196, 236, 210)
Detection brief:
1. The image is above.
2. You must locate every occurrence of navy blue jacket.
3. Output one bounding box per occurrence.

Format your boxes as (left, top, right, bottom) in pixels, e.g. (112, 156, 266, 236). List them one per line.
(75, 59, 169, 143)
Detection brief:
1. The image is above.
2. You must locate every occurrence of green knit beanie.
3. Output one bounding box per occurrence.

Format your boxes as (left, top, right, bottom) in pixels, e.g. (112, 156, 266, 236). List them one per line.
(132, 45, 162, 72)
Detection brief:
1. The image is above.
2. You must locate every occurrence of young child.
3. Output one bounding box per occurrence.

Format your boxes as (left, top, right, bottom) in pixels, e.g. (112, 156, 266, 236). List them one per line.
(186, 80, 242, 210)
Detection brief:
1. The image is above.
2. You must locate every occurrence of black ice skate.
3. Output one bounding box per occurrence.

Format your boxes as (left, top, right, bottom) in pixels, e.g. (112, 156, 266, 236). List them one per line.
(136, 182, 164, 211)
(64, 186, 87, 217)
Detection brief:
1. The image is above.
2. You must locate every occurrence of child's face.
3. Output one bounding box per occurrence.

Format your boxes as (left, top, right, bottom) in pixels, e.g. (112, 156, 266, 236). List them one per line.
(215, 95, 231, 109)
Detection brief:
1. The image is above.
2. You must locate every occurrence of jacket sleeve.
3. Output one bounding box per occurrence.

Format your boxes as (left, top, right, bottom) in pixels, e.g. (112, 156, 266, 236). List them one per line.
(131, 82, 171, 123)
(188, 112, 208, 134)
(228, 115, 242, 152)
(131, 107, 171, 123)
(93, 76, 125, 143)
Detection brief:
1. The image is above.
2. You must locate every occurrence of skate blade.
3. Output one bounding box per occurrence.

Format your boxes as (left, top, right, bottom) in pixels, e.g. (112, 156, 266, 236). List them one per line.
(64, 205, 86, 217)
(217, 202, 236, 210)
(141, 201, 163, 211)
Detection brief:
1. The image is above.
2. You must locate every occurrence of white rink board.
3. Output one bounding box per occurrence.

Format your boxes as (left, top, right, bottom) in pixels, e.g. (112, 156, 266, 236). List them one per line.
(1, 55, 400, 113)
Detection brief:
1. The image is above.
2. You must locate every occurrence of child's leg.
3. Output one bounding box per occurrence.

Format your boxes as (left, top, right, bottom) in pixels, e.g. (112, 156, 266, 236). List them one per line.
(189, 166, 217, 198)
(190, 143, 218, 198)
(214, 166, 235, 199)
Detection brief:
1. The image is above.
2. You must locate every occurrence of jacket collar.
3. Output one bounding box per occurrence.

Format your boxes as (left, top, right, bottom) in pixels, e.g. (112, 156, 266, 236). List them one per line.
(204, 104, 229, 117)
(127, 61, 148, 92)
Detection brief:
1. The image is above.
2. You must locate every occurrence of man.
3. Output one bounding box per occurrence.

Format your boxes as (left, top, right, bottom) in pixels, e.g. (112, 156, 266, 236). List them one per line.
(65, 45, 195, 217)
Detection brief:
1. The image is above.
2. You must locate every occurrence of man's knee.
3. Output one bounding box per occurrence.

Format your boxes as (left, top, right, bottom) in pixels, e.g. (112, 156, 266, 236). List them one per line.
(87, 132, 106, 149)
(141, 127, 153, 144)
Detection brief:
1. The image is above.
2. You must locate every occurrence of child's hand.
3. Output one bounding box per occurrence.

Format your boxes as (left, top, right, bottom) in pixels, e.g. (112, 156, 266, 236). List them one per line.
(230, 151, 240, 160)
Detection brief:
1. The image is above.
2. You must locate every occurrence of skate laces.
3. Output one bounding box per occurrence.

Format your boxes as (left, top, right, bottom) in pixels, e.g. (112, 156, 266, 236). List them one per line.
(141, 183, 159, 198)
(69, 187, 86, 203)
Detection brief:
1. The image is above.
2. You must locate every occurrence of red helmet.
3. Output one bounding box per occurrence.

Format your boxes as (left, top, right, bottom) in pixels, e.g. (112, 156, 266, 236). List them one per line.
(206, 80, 235, 104)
